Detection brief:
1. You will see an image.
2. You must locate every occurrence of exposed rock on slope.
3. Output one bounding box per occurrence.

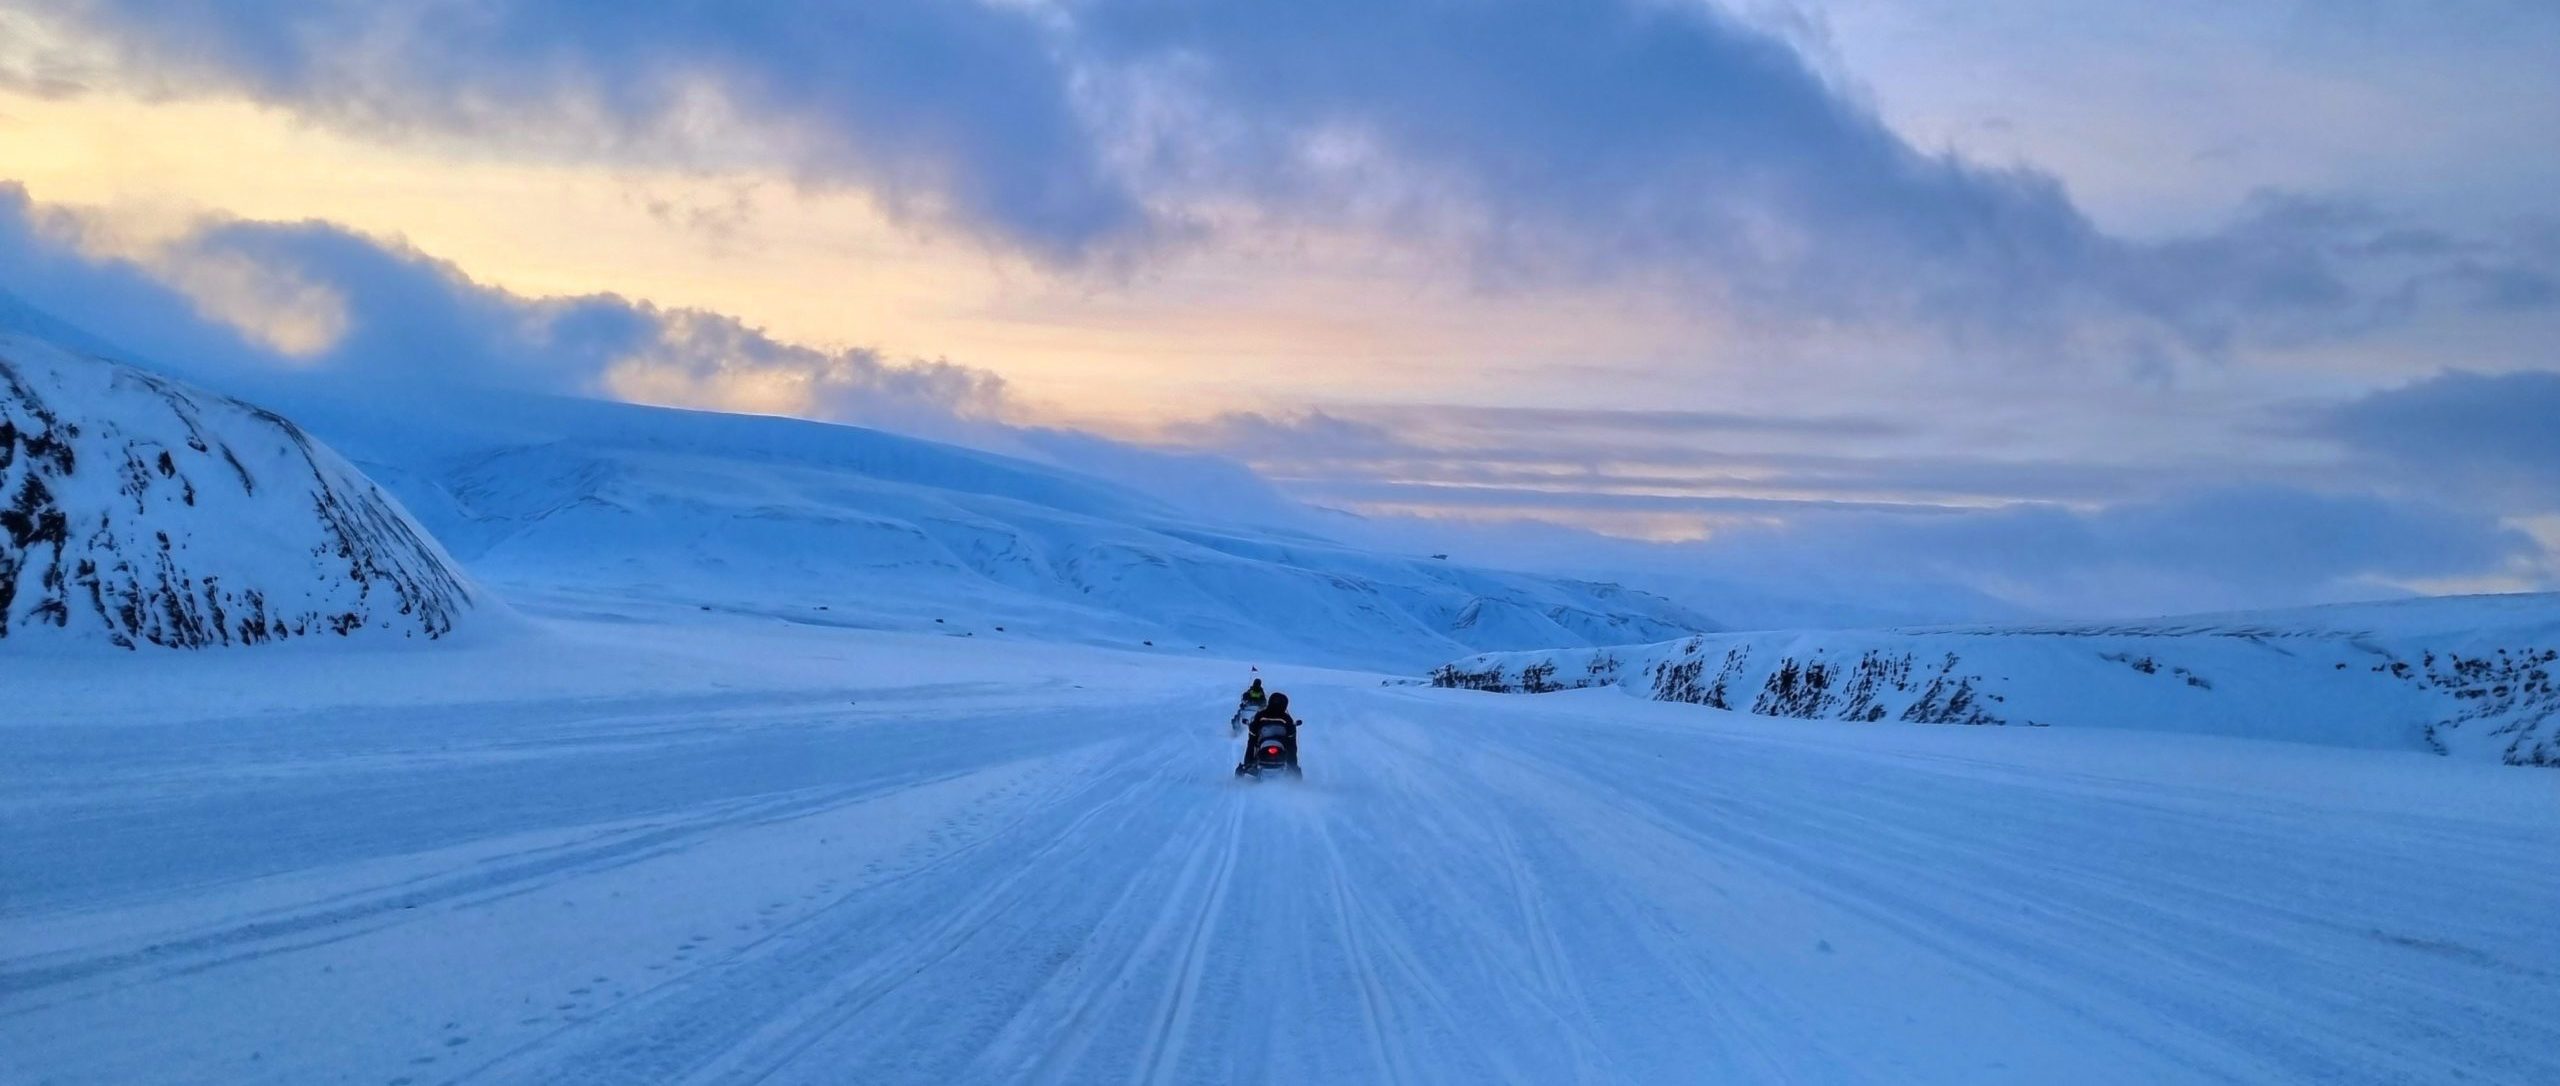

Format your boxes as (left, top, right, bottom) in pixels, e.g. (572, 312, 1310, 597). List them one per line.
(1433, 595, 2560, 766)
(1, 330, 478, 649)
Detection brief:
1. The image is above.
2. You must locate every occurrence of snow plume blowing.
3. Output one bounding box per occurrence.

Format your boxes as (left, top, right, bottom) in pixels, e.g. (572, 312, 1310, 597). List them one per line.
(0, 310, 480, 649)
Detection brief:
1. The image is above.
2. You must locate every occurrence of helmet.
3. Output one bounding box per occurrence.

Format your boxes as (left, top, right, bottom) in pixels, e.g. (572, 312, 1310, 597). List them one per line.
(1267, 692, 1289, 714)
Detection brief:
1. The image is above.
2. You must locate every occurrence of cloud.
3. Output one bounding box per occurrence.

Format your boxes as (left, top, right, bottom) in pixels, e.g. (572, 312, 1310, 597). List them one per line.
(1172, 401, 2557, 616)
(6, 180, 2547, 621)
(1916, 486, 2526, 587)
(1174, 405, 1914, 469)
(2313, 369, 2560, 512)
(1170, 405, 2164, 510)
(0, 182, 1007, 430)
(0, 183, 1345, 532)
(15, 0, 2549, 365)
(1638, 484, 2547, 619)
(1317, 474, 2548, 621)
(1080, 0, 2105, 318)
(15, 0, 1146, 260)
(1309, 479, 1955, 518)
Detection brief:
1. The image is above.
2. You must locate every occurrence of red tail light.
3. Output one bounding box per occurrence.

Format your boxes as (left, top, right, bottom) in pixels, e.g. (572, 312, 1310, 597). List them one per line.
(1263, 745, 1282, 756)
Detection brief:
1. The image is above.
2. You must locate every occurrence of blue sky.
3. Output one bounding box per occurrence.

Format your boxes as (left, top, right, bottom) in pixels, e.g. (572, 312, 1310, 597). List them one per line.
(2, 0, 2554, 617)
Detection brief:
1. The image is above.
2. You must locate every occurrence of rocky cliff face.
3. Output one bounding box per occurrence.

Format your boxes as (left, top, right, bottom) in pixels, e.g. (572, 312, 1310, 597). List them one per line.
(1, 332, 478, 649)
(1433, 598, 2560, 766)
(1435, 640, 2022, 725)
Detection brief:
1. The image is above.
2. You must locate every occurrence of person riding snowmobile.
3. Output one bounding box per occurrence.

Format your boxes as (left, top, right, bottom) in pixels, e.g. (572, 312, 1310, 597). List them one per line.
(1231, 677, 1268, 735)
(1237, 692, 1299, 774)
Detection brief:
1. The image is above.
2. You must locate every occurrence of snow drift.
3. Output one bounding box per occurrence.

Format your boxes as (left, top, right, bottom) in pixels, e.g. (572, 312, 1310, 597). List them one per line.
(0, 326, 479, 649)
(1433, 594, 2560, 766)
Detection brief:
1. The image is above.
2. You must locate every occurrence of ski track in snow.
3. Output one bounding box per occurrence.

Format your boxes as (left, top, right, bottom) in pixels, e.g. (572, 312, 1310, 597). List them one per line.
(7, 675, 2560, 1085)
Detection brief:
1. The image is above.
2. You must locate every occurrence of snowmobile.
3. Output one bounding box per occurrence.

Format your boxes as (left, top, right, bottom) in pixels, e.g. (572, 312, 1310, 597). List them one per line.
(1235, 718, 1303, 780)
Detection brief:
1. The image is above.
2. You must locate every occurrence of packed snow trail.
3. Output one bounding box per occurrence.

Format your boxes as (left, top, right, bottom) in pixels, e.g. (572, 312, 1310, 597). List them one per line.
(8, 656, 2560, 1084)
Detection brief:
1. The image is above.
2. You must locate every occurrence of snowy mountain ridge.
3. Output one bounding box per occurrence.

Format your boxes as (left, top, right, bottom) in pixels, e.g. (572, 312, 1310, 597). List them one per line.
(1433, 594, 2560, 765)
(0, 328, 481, 650)
(188, 377, 1719, 670)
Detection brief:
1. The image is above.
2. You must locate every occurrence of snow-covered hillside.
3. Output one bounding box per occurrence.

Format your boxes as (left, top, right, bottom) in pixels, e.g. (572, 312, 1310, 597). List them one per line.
(1433, 594, 2560, 766)
(0, 329, 479, 650)
(236, 380, 1714, 669)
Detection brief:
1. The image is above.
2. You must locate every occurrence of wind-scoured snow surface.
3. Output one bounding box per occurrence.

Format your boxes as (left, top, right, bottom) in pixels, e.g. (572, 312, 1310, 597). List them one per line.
(8, 619, 2559, 1084)
(0, 331, 477, 649)
(1434, 594, 2560, 765)
(245, 381, 1711, 670)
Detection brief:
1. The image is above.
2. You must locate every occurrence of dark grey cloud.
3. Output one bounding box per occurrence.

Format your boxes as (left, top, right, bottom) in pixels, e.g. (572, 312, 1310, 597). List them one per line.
(1177, 406, 2178, 507)
(20, 0, 1146, 259)
(1178, 406, 1911, 464)
(2313, 368, 2560, 512)
(1078, 0, 2148, 347)
(2105, 192, 2560, 360)
(1175, 399, 2555, 616)
(1659, 484, 2546, 619)
(2443, 261, 2559, 312)
(15, 0, 2547, 360)
(1076, 7, 2552, 356)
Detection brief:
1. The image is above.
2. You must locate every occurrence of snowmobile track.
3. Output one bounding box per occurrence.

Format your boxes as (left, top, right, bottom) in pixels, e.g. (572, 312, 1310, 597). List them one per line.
(9, 680, 2559, 1085)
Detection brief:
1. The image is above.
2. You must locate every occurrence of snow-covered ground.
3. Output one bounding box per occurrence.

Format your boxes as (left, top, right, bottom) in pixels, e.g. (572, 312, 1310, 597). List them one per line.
(1435, 594, 2560, 766)
(12, 296, 2560, 1084)
(9, 604, 2560, 1085)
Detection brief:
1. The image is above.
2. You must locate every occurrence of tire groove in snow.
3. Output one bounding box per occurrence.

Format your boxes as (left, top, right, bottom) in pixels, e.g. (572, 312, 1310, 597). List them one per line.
(453, 737, 1172, 1084)
(13, 679, 2560, 1084)
(1137, 800, 1245, 1086)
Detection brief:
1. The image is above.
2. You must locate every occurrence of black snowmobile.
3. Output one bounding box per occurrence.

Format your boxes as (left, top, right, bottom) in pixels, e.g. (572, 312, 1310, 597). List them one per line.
(1235, 716, 1303, 780)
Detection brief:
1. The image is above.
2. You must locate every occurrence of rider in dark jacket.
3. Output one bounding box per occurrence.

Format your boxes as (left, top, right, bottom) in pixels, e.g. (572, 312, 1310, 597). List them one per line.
(1238, 692, 1299, 773)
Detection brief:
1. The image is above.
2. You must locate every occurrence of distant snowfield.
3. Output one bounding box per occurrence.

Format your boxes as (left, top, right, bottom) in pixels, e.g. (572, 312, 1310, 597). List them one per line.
(8, 604, 2560, 1084)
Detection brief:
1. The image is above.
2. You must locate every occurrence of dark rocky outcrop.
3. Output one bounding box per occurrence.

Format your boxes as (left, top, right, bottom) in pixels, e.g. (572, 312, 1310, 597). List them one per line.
(1433, 607, 2560, 765)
